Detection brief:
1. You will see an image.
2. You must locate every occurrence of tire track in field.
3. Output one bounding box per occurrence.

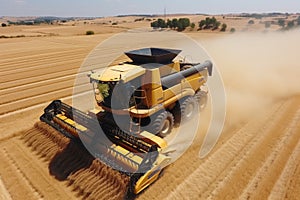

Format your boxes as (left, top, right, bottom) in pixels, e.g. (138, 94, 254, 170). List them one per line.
(0, 47, 84, 63)
(0, 83, 89, 115)
(0, 148, 42, 200)
(152, 100, 289, 200)
(137, 100, 286, 200)
(268, 114, 300, 200)
(207, 102, 300, 200)
(283, 144, 300, 200)
(1, 67, 105, 109)
(268, 136, 300, 200)
(0, 79, 76, 105)
(0, 90, 88, 122)
(1, 137, 77, 200)
(0, 49, 88, 70)
(0, 45, 128, 72)
(159, 98, 300, 200)
(0, 38, 93, 57)
(244, 108, 300, 200)
(0, 177, 12, 200)
(0, 68, 78, 90)
(0, 69, 91, 96)
(179, 104, 285, 199)
(0, 53, 87, 74)
(0, 75, 75, 96)
(0, 63, 129, 117)
(0, 56, 123, 90)
(0, 62, 80, 83)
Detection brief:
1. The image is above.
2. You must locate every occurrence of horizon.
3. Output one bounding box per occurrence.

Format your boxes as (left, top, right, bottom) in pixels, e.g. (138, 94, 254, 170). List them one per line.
(1, 0, 300, 17)
(1, 12, 299, 19)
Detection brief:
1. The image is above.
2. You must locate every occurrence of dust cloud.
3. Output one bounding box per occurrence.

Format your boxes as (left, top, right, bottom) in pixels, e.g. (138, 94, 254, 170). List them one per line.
(201, 29, 300, 127)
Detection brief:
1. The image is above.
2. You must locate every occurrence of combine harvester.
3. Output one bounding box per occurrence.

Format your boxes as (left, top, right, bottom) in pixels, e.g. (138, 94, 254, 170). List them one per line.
(24, 48, 212, 199)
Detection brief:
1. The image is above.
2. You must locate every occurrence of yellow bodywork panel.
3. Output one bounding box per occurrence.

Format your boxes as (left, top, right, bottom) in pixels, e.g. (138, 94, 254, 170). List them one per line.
(107, 144, 144, 171)
(56, 114, 87, 132)
(114, 145, 130, 155)
(140, 131, 168, 149)
(163, 84, 181, 103)
(159, 62, 180, 77)
(57, 114, 67, 120)
(90, 63, 146, 83)
(142, 68, 163, 107)
(134, 154, 171, 194)
(182, 73, 205, 91)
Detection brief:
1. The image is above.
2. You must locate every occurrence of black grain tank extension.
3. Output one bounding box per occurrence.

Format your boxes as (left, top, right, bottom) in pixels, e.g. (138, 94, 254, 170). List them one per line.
(125, 47, 181, 64)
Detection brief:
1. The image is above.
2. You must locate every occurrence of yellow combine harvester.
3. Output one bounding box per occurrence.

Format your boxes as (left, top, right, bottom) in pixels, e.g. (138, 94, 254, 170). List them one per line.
(40, 48, 212, 197)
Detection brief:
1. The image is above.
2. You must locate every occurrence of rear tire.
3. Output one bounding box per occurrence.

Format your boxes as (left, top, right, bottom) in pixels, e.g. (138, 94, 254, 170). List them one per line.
(181, 96, 197, 122)
(195, 90, 208, 111)
(151, 111, 174, 137)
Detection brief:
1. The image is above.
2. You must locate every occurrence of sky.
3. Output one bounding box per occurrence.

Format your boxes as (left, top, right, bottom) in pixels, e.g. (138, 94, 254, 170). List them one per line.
(1, 0, 300, 17)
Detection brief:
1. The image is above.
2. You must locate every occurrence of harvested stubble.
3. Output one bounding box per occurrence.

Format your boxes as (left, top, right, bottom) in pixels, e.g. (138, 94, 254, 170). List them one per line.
(22, 121, 130, 200)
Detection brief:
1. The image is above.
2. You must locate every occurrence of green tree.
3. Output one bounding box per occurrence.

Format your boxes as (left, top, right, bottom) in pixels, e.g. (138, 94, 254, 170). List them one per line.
(190, 22, 195, 29)
(248, 20, 255, 25)
(86, 30, 94, 35)
(177, 22, 184, 31)
(297, 16, 300, 26)
(230, 28, 236, 33)
(150, 18, 166, 28)
(177, 18, 190, 31)
(213, 21, 221, 30)
(287, 20, 295, 29)
(199, 20, 206, 29)
(171, 18, 178, 29)
(180, 18, 190, 26)
(151, 20, 159, 28)
(157, 18, 167, 28)
(220, 23, 227, 32)
(278, 19, 285, 28)
(1, 23, 7, 27)
(199, 17, 222, 30)
(205, 17, 212, 28)
(167, 19, 172, 28)
(211, 17, 217, 26)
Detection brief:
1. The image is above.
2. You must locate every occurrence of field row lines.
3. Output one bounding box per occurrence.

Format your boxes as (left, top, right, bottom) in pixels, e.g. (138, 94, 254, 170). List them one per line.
(164, 101, 289, 200)
(0, 52, 88, 73)
(240, 108, 300, 199)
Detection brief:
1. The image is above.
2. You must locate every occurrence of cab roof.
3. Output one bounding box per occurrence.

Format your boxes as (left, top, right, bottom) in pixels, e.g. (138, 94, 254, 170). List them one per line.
(90, 63, 146, 82)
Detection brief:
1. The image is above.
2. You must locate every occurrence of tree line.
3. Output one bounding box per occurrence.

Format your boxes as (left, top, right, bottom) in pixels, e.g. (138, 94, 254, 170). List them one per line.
(198, 17, 227, 31)
(151, 17, 228, 32)
(277, 16, 300, 30)
(247, 16, 300, 30)
(151, 18, 192, 31)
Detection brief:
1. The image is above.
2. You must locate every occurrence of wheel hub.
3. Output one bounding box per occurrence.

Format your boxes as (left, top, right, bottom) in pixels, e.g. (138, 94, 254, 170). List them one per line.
(161, 119, 170, 135)
(185, 103, 194, 118)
